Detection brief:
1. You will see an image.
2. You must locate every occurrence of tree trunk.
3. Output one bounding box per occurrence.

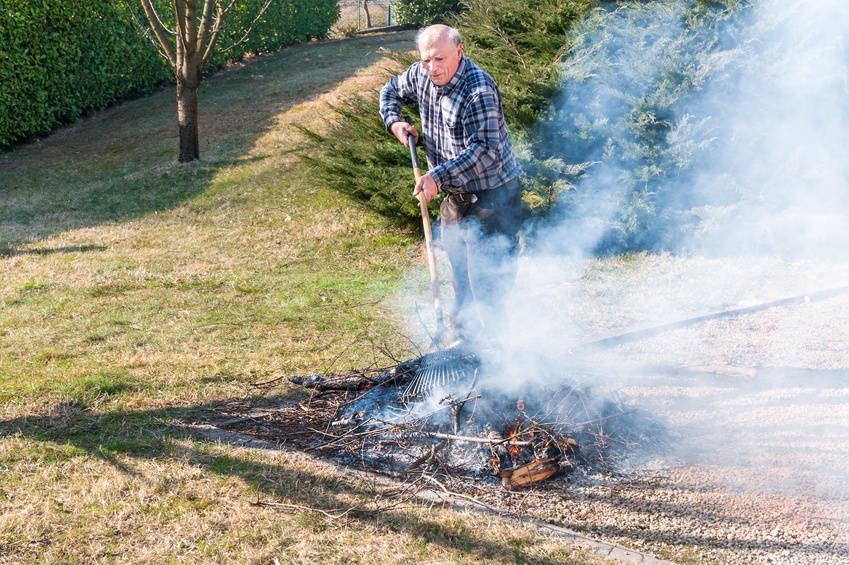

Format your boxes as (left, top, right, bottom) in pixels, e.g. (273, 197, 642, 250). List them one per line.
(175, 0, 201, 163)
(140, 0, 245, 163)
(176, 69, 200, 162)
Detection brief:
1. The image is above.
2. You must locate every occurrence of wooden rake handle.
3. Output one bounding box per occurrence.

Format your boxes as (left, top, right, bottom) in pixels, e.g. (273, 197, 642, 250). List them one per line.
(404, 116, 444, 332)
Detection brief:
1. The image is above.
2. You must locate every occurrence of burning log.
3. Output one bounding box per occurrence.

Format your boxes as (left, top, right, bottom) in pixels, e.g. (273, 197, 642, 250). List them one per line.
(486, 425, 573, 489)
(498, 458, 561, 490)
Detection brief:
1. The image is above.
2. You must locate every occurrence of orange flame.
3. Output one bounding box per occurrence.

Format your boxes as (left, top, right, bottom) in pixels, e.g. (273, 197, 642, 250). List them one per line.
(507, 421, 523, 460)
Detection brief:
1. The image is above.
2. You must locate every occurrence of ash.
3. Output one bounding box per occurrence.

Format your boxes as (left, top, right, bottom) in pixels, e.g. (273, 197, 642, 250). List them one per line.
(302, 345, 668, 487)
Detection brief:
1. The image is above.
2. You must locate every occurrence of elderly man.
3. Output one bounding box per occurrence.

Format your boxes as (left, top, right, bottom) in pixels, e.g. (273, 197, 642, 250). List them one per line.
(379, 24, 522, 344)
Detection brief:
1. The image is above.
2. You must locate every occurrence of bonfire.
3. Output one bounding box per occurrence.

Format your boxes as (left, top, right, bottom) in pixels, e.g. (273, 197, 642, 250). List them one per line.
(283, 342, 656, 489)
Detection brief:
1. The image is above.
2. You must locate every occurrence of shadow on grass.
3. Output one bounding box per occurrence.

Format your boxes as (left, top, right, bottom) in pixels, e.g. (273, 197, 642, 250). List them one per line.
(0, 398, 583, 564)
(0, 244, 108, 257)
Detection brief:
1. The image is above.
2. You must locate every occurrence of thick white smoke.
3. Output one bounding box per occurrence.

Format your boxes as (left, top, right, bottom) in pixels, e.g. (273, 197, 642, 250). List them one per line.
(503, 0, 849, 355)
(401, 0, 849, 385)
(698, 0, 849, 256)
(527, 0, 849, 259)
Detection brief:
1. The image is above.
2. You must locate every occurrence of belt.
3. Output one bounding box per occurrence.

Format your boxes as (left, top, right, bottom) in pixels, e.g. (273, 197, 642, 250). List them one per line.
(449, 192, 478, 203)
(448, 177, 519, 203)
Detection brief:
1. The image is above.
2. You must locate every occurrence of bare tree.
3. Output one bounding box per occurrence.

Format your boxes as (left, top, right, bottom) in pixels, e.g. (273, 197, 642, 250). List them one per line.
(136, 0, 269, 162)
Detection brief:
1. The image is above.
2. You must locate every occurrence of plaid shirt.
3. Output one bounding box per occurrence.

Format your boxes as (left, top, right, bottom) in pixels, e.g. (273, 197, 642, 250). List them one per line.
(380, 56, 521, 194)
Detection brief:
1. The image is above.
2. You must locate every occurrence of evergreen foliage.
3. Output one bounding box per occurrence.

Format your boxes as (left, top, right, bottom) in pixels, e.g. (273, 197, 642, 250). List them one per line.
(0, 0, 339, 147)
(543, 0, 755, 253)
(295, 96, 429, 230)
(455, 0, 596, 128)
(453, 0, 597, 219)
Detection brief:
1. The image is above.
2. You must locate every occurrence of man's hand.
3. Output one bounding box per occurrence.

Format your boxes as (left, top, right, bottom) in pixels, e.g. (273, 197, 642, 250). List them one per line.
(390, 121, 419, 148)
(413, 173, 439, 204)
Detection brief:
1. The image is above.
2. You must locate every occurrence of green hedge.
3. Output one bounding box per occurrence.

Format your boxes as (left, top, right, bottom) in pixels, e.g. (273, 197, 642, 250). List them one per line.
(0, 0, 168, 147)
(203, 0, 340, 69)
(392, 0, 465, 26)
(0, 0, 339, 148)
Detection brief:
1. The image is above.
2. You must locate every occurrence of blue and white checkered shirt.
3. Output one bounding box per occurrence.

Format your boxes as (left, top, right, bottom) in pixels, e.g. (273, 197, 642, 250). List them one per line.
(380, 55, 521, 194)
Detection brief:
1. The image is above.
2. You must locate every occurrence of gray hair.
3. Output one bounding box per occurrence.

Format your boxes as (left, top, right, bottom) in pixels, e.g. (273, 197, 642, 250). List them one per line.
(416, 24, 462, 50)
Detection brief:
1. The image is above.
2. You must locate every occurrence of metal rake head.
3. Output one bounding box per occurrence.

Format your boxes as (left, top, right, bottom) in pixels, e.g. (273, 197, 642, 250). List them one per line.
(403, 347, 479, 399)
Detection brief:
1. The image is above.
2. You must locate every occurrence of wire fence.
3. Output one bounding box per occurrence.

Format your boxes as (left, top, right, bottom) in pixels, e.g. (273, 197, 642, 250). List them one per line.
(334, 0, 398, 36)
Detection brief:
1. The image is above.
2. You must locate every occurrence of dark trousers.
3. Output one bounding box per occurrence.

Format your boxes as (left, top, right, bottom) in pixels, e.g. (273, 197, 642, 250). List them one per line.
(439, 178, 522, 341)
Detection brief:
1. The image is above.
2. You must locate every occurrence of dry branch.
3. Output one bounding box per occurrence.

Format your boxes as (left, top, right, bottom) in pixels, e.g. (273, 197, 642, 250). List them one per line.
(404, 440, 447, 474)
(421, 432, 534, 446)
(290, 373, 379, 392)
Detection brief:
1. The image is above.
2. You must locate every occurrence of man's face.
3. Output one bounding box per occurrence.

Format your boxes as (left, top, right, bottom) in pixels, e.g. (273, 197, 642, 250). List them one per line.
(419, 35, 462, 87)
